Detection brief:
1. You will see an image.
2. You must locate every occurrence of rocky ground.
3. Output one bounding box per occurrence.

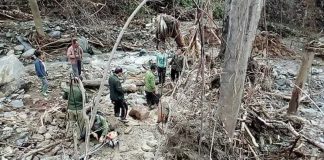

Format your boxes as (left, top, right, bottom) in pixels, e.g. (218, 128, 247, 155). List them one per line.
(1, 16, 324, 160)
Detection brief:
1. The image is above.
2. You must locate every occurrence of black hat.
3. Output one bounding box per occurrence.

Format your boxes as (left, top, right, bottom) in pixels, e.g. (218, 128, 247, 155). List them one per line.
(114, 67, 123, 74)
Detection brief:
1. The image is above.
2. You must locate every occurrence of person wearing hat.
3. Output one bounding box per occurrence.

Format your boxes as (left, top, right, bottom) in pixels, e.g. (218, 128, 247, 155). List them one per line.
(67, 38, 83, 78)
(145, 64, 160, 109)
(108, 67, 128, 122)
(63, 76, 87, 139)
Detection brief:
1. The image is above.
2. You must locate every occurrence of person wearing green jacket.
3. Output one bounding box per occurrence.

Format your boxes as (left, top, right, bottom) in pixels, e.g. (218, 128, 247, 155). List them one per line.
(145, 64, 160, 108)
(108, 67, 128, 122)
(86, 110, 110, 143)
(63, 77, 86, 140)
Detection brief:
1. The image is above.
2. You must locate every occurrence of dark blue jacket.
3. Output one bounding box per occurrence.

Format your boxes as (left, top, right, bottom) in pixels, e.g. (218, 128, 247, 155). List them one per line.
(34, 58, 46, 77)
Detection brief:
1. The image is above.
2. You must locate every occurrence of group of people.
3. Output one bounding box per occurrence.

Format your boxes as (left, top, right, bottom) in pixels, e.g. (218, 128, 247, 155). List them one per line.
(32, 38, 185, 144)
(33, 39, 113, 144)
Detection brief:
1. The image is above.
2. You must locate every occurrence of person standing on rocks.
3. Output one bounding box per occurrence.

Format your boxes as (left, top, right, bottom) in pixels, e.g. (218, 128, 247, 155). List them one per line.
(170, 48, 184, 82)
(63, 76, 86, 140)
(34, 50, 48, 97)
(108, 67, 128, 122)
(67, 38, 83, 79)
(145, 64, 160, 109)
(156, 47, 168, 85)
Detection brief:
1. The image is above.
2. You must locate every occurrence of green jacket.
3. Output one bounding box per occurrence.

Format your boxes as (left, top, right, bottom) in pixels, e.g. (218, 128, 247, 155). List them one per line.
(145, 70, 155, 92)
(92, 115, 109, 138)
(108, 74, 124, 101)
(170, 54, 184, 72)
(63, 85, 85, 110)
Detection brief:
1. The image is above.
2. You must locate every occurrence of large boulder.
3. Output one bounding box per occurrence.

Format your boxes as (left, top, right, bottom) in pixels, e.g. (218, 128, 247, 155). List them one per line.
(122, 83, 137, 93)
(0, 55, 25, 96)
(78, 36, 92, 54)
(128, 105, 150, 120)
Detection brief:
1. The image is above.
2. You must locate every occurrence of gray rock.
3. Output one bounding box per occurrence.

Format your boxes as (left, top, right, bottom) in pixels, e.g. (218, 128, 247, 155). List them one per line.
(32, 134, 45, 141)
(15, 51, 22, 55)
(40, 155, 71, 160)
(16, 132, 29, 146)
(143, 152, 155, 160)
(49, 31, 61, 39)
(6, 32, 13, 38)
(44, 132, 52, 140)
(312, 68, 323, 75)
(10, 99, 24, 108)
(22, 48, 36, 58)
(146, 140, 158, 148)
(78, 36, 90, 53)
(276, 75, 287, 86)
(55, 26, 62, 31)
(82, 57, 91, 64)
(6, 50, 14, 55)
(0, 92, 5, 98)
(16, 36, 32, 51)
(0, 43, 5, 48)
(141, 144, 155, 152)
(92, 48, 102, 55)
(16, 127, 28, 133)
(3, 146, 14, 156)
(14, 45, 25, 51)
(44, 114, 53, 124)
(1, 127, 14, 140)
(83, 52, 91, 58)
(317, 102, 324, 108)
(119, 144, 130, 153)
(3, 111, 16, 118)
(0, 55, 25, 96)
(38, 126, 47, 134)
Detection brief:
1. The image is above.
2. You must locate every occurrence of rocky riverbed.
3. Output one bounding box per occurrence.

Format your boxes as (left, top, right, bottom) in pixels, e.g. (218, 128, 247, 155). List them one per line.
(1, 17, 324, 159)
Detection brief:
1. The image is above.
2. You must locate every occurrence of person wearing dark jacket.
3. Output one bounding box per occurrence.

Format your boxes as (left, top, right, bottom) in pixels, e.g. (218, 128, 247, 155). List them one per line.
(34, 50, 48, 97)
(170, 48, 184, 82)
(108, 67, 128, 122)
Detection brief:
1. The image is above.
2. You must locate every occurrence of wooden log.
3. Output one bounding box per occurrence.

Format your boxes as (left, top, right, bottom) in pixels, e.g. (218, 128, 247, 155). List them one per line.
(82, 80, 109, 88)
(0, 9, 33, 20)
(287, 51, 315, 114)
(21, 140, 65, 160)
(82, 79, 145, 88)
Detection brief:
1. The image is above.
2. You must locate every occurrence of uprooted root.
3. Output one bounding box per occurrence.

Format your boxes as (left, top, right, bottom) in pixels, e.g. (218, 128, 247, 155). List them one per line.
(252, 31, 296, 57)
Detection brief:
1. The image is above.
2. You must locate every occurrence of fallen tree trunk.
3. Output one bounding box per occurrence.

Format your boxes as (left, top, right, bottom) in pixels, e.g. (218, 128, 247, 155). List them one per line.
(0, 9, 33, 20)
(82, 79, 144, 88)
(21, 140, 65, 159)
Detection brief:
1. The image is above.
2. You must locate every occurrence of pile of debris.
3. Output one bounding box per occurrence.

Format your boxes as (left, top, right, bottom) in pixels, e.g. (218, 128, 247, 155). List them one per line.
(252, 31, 296, 57)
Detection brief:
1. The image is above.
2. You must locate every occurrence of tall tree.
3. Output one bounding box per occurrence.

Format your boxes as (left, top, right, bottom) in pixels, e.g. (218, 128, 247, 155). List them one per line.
(217, 0, 263, 137)
(28, 0, 45, 37)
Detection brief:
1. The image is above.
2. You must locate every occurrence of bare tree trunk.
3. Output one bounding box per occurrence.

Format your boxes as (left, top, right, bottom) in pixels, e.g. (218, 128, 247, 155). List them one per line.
(217, 0, 263, 138)
(287, 52, 315, 114)
(84, 0, 149, 159)
(28, 0, 45, 37)
(207, 0, 214, 27)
